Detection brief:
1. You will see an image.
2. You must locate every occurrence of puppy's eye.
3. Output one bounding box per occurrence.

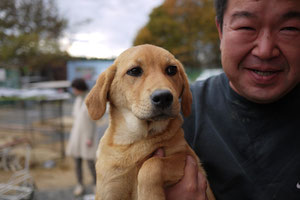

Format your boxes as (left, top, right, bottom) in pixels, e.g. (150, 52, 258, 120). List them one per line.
(166, 65, 177, 76)
(126, 67, 143, 77)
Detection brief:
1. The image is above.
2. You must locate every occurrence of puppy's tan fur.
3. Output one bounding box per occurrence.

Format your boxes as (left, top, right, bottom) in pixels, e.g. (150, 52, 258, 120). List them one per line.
(86, 44, 215, 200)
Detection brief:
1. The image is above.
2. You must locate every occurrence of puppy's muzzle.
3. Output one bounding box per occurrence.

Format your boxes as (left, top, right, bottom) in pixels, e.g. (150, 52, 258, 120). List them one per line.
(151, 90, 173, 109)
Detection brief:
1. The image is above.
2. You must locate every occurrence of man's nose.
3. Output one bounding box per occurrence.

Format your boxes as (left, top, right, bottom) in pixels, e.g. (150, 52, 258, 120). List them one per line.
(251, 30, 280, 60)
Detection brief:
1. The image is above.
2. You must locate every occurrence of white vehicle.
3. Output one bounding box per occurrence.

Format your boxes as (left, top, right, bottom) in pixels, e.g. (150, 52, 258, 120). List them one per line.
(196, 68, 223, 81)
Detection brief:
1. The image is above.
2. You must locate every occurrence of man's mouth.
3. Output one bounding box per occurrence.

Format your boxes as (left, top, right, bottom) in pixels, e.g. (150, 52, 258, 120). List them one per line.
(245, 67, 284, 84)
(251, 69, 278, 76)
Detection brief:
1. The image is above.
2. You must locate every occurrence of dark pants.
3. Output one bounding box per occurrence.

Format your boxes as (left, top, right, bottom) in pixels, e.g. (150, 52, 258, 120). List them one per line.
(74, 158, 96, 185)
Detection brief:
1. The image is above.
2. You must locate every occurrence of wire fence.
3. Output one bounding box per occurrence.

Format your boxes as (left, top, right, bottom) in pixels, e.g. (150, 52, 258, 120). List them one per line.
(0, 99, 73, 165)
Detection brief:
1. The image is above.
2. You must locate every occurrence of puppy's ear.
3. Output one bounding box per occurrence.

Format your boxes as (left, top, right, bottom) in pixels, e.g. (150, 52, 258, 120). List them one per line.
(178, 61, 192, 117)
(85, 65, 116, 120)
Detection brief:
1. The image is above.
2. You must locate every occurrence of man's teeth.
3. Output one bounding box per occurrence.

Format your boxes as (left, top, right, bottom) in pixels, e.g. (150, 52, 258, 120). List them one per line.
(252, 70, 276, 76)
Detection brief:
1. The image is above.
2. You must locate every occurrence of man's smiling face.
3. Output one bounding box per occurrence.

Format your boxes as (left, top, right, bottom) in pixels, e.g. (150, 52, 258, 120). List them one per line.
(217, 0, 300, 103)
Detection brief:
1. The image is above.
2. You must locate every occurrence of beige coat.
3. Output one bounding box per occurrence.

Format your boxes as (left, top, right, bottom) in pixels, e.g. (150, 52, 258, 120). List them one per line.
(66, 94, 98, 160)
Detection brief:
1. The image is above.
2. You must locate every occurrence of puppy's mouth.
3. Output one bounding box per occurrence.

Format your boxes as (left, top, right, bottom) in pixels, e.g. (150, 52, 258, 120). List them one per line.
(148, 113, 174, 121)
(146, 108, 177, 121)
(133, 107, 177, 122)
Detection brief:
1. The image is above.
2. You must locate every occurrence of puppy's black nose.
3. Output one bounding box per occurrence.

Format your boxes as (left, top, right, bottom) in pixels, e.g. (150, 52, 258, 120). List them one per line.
(151, 90, 173, 109)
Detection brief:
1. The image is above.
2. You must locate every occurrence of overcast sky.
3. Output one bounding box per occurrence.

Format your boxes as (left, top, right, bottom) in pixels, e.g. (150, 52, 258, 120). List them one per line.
(57, 0, 164, 58)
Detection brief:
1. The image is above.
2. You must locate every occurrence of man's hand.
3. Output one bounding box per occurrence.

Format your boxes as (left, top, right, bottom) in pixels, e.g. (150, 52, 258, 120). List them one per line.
(154, 149, 208, 200)
(165, 155, 208, 200)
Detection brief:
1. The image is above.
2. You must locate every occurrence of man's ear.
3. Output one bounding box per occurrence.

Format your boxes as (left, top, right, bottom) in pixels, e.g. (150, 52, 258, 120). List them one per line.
(215, 17, 223, 39)
(85, 65, 116, 120)
(215, 17, 223, 51)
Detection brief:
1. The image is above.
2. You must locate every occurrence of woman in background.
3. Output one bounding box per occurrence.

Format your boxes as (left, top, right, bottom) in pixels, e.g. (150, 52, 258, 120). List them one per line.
(66, 78, 97, 196)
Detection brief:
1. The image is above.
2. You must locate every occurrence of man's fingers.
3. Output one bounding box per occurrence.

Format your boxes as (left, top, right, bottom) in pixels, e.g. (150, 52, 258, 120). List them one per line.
(198, 171, 208, 192)
(165, 155, 209, 200)
(182, 155, 199, 191)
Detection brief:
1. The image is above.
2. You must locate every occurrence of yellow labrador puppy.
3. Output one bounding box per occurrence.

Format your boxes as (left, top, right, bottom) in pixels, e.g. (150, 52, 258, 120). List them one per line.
(85, 44, 215, 200)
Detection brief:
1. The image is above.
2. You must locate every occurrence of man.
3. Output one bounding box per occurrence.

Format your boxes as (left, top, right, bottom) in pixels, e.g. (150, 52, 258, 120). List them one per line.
(162, 0, 300, 199)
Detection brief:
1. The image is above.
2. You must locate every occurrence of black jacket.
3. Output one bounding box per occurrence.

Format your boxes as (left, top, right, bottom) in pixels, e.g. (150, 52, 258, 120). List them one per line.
(183, 73, 300, 200)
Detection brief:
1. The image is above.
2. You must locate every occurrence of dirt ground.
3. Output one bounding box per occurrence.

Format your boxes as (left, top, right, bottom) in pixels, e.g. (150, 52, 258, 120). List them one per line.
(31, 157, 94, 190)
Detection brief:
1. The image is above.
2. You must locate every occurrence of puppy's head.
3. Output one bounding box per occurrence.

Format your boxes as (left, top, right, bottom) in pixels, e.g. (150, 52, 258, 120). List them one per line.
(85, 44, 192, 121)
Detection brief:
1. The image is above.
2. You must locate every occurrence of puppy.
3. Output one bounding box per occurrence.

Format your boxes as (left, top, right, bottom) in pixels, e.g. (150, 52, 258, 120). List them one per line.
(85, 44, 215, 200)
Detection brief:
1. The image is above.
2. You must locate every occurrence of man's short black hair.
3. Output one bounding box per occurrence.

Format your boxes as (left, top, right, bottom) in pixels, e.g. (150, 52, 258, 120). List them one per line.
(71, 78, 89, 92)
(214, 0, 228, 31)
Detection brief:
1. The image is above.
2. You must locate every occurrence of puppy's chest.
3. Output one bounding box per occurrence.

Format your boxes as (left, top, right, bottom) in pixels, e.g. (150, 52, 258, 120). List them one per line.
(113, 110, 170, 145)
(99, 122, 183, 167)
(113, 121, 147, 145)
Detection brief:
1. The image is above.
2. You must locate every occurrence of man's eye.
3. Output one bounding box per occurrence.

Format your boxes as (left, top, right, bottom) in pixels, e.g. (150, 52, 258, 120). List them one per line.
(281, 27, 299, 31)
(166, 65, 178, 76)
(126, 67, 143, 77)
(238, 26, 255, 31)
